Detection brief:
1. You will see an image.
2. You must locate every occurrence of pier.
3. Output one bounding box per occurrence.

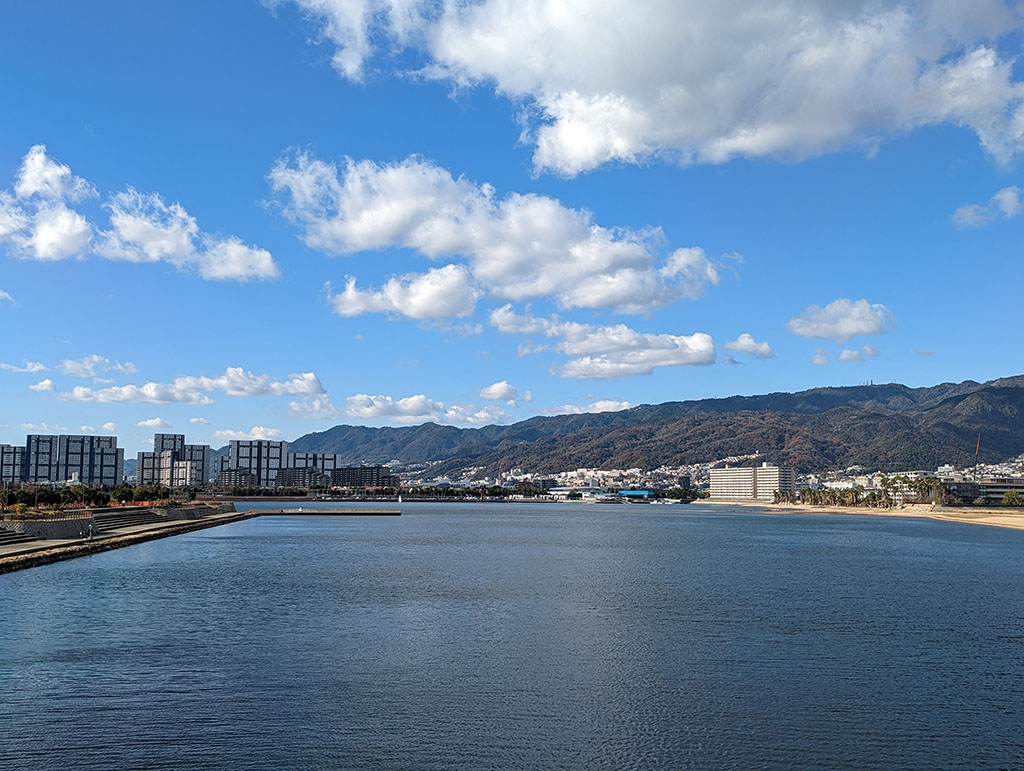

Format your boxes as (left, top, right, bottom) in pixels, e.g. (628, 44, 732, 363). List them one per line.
(0, 505, 401, 575)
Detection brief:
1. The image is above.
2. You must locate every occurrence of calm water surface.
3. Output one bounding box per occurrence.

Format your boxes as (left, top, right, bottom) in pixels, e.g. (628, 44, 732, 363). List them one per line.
(1, 502, 1022, 769)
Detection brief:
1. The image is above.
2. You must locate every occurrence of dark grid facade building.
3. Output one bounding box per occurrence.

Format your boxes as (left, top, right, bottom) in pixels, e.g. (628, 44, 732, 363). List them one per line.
(26, 435, 62, 483)
(275, 466, 331, 488)
(229, 440, 288, 488)
(1, 444, 25, 484)
(287, 452, 344, 472)
(330, 465, 400, 488)
(58, 435, 124, 486)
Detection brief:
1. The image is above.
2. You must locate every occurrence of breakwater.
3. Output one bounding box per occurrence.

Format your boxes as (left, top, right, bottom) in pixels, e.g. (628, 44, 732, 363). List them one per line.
(0, 506, 401, 575)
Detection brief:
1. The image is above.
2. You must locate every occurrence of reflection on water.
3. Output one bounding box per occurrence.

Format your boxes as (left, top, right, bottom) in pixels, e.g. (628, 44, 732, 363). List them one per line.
(1, 503, 1022, 769)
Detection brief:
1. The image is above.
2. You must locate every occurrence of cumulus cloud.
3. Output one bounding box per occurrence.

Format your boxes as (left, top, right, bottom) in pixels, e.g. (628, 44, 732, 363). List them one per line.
(21, 422, 68, 432)
(279, 0, 1024, 175)
(952, 185, 1023, 227)
(0, 147, 277, 281)
(479, 380, 521, 405)
(270, 153, 733, 314)
(0, 145, 96, 261)
(289, 396, 341, 420)
(55, 367, 324, 405)
(0, 360, 46, 373)
(136, 417, 172, 428)
(189, 417, 210, 425)
(101, 422, 118, 432)
(29, 378, 56, 392)
(345, 393, 510, 425)
(811, 348, 829, 366)
(327, 264, 481, 319)
(724, 333, 774, 359)
(0, 289, 14, 303)
(786, 298, 894, 342)
(489, 304, 715, 378)
(98, 188, 280, 282)
(59, 354, 136, 378)
(837, 344, 881, 363)
(540, 399, 632, 415)
(212, 426, 284, 442)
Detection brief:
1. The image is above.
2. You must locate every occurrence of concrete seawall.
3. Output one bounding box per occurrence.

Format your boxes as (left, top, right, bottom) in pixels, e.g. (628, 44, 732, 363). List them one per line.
(0, 506, 401, 575)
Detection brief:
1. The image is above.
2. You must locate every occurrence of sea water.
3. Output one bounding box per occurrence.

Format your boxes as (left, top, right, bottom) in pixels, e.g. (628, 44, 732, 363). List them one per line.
(1, 502, 1022, 769)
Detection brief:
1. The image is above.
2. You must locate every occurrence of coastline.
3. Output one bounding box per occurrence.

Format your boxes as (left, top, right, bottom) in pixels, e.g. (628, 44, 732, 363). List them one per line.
(702, 498, 1024, 531)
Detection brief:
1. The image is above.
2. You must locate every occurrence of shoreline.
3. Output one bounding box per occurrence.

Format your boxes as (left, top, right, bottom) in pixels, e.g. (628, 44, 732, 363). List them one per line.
(702, 498, 1024, 531)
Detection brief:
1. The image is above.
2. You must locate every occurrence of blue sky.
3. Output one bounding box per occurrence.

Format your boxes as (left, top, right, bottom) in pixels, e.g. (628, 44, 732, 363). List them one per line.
(1, 0, 1022, 454)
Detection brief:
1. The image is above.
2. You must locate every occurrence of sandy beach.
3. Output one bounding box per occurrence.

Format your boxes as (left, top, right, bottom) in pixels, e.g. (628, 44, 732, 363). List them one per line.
(702, 499, 1024, 532)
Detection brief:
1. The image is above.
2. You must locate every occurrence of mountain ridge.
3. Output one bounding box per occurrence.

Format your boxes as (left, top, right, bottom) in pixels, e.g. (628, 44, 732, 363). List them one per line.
(265, 375, 1024, 476)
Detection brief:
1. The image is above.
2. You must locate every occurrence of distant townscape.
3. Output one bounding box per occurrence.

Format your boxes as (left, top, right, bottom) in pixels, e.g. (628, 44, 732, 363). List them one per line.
(2, 425, 1023, 509)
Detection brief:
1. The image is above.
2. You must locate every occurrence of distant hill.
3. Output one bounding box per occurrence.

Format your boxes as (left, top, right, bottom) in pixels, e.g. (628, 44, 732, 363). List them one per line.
(275, 375, 1024, 476)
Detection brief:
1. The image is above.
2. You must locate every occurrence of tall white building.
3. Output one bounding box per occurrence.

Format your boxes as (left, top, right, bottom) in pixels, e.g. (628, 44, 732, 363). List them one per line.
(710, 466, 758, 500)
(711, 463, 794, 501)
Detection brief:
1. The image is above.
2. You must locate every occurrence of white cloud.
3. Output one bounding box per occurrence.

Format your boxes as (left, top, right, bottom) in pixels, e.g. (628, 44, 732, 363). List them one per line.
(101, 422, 118, 432)
(490, 305, 715, 378)
(952, 185, 1022, 227)
(212, 426, 284, 442)
(189, 417, 210, 425)
(479, 380, 520, 404)
(20, 422, 68, 432)
(29, 378, 56, 392)
(0, 147, 277, 281)
(172, 368, 324, 398)
(98, 188, 198, 263)
(136, 417, 172, 428)
(289, 396, 341, 420)
(270, 153, 732, 313)
(328, 264, 480, 319)
(23, 203, 92, 261)
(55, 367, 325, 405)
(14, 144, 96, 202)
(0, 146, 94, 261)
(541, 399, 632, 415)
(837, 344, 881, 363)
(280, 1, 1024, 175)
(0, 360, 46, 373)
(61, 383, 215, 405)
(0, 289, 14, 303)
(812, 348, 829, 366)
(80, 425, 96, 433)
(724, 333, 774, 359)
(98, 188, 280, 282)
(786, 298, 894, 342)
(345, 393, 510, 425)
(59, 354, 136, 378)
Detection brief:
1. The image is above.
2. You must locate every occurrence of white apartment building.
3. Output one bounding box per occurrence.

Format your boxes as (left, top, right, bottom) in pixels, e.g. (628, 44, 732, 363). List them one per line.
(711, 463, 795, 501)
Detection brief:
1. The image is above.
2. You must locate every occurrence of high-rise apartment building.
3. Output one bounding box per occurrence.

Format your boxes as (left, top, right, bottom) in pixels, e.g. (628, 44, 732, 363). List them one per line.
(138, 433, 212, 487)
(710, 463, 794, 501)
(229, 440, 288, 488)
(1, 444, 25, 484)
(23, 434, 123, 486)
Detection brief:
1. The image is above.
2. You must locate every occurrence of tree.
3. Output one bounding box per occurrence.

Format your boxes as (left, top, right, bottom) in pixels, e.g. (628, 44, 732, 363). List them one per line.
(1002, 490, 1023, 507)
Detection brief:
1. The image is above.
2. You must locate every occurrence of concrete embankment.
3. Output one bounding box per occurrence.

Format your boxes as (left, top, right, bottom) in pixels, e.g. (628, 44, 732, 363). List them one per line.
(258, 508, 401, 516)
(0, 506, 402, 575)
(0, 507, 257, 575)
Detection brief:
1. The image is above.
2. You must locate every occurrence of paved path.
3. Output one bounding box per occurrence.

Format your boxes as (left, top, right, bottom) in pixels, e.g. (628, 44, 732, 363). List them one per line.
(0, 509, 259, 573)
